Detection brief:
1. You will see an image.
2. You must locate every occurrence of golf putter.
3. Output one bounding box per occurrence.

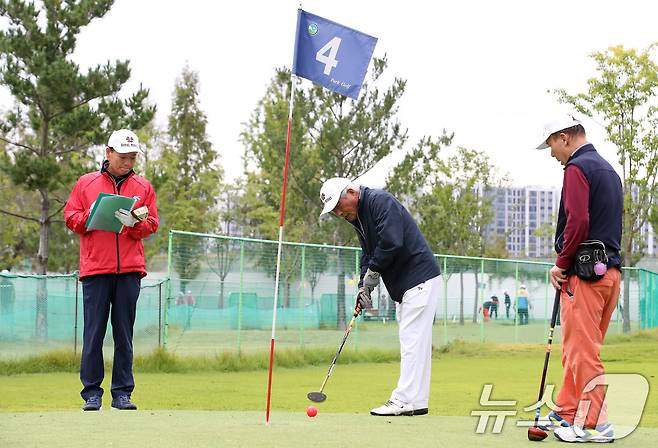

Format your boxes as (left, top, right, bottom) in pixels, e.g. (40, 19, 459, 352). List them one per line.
(307, 310, 360, 403)
(528, 287, 562, 442)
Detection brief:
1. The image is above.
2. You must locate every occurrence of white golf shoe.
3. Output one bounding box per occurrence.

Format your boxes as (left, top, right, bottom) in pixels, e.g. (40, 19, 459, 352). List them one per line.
(537, 411, 571, 430)
(370, 398, 415, 416)
(554, 424, 615, 443)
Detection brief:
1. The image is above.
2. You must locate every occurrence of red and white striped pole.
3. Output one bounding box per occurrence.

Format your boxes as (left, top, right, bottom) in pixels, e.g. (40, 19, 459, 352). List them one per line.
(265, 71, 297, 425)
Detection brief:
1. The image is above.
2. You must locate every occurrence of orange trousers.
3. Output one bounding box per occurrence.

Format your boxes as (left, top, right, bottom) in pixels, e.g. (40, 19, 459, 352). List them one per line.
(556, 267, 620, 428)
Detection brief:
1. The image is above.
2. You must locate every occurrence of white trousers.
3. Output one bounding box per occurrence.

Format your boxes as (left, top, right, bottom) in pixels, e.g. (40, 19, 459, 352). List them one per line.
(390, 275, 440, 409)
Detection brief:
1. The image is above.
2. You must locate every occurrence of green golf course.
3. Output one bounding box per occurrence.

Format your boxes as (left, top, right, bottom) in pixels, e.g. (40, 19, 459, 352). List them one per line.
(1, 330, 656, 447)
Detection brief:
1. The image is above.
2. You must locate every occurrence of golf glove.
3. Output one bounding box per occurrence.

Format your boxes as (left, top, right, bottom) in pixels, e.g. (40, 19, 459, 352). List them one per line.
(355, 287, 372, 314)
(115, 208, 138, 227)
(362, 268, 380, 289)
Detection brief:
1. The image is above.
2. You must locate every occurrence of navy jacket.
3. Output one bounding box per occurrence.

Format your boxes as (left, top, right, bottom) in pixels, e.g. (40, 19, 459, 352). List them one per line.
(555, 144, 623, 270)
(350, 187, 440, 303)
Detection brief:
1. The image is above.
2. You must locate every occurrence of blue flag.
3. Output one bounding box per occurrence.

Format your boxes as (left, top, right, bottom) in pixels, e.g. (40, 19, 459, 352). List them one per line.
(292, 9, 377, 100)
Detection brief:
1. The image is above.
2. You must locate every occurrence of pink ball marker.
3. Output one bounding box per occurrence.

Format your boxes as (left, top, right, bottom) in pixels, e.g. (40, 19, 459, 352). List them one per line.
(594, 262, 607, 276)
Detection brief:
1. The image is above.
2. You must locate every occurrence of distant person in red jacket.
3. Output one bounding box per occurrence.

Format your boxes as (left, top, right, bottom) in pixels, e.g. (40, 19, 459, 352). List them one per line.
(64, 129, 158, 412)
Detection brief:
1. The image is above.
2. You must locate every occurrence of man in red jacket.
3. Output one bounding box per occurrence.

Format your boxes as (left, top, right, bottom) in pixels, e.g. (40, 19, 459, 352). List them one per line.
(64, 129, 159, 411)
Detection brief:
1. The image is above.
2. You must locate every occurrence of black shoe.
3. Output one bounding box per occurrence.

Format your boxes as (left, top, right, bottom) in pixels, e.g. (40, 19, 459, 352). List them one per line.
(82, 396, 102, 411)
(111, 395, 137, 410)
(412, 408, 428, 416)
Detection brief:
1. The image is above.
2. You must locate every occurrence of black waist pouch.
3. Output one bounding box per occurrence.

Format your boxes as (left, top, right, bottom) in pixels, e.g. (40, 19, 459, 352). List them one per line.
(574, 240, 608, 281)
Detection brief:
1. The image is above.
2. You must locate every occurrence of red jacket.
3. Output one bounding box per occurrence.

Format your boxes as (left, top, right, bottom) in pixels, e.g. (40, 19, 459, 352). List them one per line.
(64, 167, 159, 278)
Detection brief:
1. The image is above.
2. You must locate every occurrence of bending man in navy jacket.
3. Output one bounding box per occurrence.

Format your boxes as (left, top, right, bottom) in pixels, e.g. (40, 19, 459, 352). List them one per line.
(319, 178, 441, 416)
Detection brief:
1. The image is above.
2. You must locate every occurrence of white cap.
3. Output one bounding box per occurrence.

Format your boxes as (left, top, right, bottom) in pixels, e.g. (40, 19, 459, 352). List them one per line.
(536, 115, 582, 149)
(107, 129, 141, 154)
(1, 269, 8, 274)
(519, 284, 527, 289)
(319, 177, 351, 218)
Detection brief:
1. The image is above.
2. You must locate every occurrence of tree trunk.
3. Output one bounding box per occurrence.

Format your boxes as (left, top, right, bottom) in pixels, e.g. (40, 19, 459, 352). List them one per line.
(622, 272, 631, 332)
(622, 236, 632, 332)
(218, 280, 225, 308)
(459, 271, 464, 325)
(472, 270, 479, 323)
(35, 188, 50, 340)
(284, 281, 290, 309)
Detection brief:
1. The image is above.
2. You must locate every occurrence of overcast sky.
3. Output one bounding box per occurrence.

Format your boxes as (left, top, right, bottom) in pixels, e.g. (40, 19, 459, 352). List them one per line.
(2, 0, 657, 188)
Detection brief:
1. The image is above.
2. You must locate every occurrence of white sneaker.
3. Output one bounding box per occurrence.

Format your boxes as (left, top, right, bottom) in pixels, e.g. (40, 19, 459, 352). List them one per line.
(370, 398, 414, 416)
(554, 424, 615, 443)
(537, 411, 571, 430)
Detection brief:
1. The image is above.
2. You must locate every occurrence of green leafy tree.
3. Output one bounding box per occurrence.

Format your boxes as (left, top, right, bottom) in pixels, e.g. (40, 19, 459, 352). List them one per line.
(241, 57, 407, 327)
(533, 213, 557, 259)
(0, 144, 38, 269)
(555, 44, 658, 332)
(0, 0, 155, 338)
(133, 122, 167, 269)
(151, 66, 222, 292)
(389, 138, 501, 324)
(306, 246, 329, 302)
(650, 207, 658, 249)
(203, 182, 244, 308)
(205, 238, 237, 308)
(484, 235, 510, 259)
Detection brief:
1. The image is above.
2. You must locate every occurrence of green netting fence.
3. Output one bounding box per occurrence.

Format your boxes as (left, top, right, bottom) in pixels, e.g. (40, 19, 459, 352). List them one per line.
(0, 273, 166, 360)
(162, 231, 657, 357)
(1, 229, 657, 360)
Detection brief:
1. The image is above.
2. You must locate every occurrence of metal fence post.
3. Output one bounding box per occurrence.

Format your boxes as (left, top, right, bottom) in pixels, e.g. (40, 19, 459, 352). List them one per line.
(299, 246, 306, 348)
(158, 281, 163, 348)
(443, 257, 448, 346)
(639, 270, 645, 330)
(648, 273, 658, 328)
(479, 259, 485, 342)
(164, 231, 174, 350)
(514, 262, 519, 343)
(237, 240, 245, 354)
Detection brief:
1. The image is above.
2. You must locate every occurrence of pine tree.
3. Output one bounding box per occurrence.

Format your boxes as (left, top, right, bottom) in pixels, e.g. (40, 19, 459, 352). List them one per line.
(0, 0, 155, 338)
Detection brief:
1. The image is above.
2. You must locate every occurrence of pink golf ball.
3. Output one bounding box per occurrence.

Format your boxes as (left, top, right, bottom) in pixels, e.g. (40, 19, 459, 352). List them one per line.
(306, 405, 318, 418)
(594, 262, 607, 276)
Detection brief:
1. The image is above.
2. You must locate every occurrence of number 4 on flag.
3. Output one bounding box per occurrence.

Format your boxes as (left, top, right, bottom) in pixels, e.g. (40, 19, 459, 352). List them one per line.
(316, 37, 342, 75)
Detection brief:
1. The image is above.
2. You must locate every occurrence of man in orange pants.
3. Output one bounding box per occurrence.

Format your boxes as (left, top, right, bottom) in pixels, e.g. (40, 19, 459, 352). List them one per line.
(536, 115, 623, 443)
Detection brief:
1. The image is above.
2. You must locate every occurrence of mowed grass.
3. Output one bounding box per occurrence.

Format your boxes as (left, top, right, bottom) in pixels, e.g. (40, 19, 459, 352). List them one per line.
(1, 317, 590, 360)
(2, 412, 658, 448)
(0, 330, 656, 447)
(1, 330, 657, 428)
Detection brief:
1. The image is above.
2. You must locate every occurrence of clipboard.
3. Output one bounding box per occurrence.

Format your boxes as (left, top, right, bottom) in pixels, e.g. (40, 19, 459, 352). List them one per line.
(85, 192, 137, 233)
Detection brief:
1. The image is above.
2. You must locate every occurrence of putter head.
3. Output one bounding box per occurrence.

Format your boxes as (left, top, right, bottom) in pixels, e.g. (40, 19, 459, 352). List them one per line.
(528, 426, 548, 441)
(307, 391, 327, 403)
